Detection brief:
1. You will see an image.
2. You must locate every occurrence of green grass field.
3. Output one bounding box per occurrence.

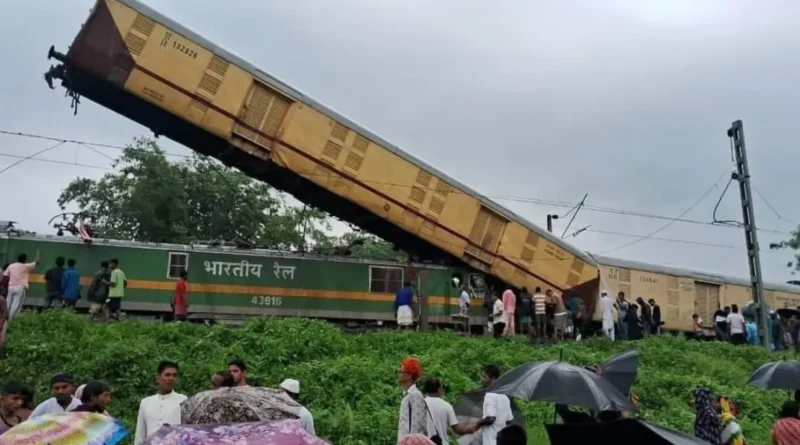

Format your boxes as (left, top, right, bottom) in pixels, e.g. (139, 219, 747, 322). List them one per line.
(0, 311, 788, 444)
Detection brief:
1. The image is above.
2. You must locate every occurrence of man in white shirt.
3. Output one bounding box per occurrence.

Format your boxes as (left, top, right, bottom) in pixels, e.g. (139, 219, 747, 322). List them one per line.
(600, 292, 615, 341)
(422, 377, 477, 441)
(726, 304, 747, 346)
(134, 361, 187, 445)
(459, 286, 471, 333)
(279, 378, 315, 436)
(29, 372, 80, 418)
(476, 365, 513, 445)
(397, 356, 427, 440)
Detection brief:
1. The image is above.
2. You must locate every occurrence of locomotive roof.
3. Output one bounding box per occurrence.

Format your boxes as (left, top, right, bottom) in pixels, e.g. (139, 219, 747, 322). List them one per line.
(592, 253, 800, 294)
(3, 232, 453, 269)
(115, 0, 596, 267)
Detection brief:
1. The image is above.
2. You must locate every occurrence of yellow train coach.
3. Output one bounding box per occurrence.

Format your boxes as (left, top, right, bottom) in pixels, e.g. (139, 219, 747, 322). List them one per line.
(45, 0, 599, 301)
(592, 254, 800, 332)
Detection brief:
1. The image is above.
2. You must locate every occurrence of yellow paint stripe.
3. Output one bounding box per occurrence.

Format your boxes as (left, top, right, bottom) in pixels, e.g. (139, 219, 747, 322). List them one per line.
(28, 274, 458, 306)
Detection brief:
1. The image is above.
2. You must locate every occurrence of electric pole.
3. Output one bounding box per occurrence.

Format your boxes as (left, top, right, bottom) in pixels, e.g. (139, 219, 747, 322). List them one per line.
(546, 214, 558, 233)
(727, 120, 770, 349)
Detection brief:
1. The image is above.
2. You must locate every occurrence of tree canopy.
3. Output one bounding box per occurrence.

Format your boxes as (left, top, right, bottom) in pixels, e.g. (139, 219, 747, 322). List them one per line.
(58, 137, 401, 260)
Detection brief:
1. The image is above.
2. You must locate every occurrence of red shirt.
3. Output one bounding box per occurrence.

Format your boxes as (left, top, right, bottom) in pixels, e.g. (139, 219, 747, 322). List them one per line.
(172, 280, 188, 315)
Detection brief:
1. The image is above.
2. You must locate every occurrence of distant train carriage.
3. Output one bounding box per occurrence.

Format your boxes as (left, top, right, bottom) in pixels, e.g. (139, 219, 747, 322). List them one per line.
(2, 234, 490, 326)
(592, 254, 800, 332)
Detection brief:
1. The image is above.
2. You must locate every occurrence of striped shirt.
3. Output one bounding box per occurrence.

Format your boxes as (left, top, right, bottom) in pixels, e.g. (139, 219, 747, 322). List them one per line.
(533, 294, 546, 315)
(772, 417, 800, 445)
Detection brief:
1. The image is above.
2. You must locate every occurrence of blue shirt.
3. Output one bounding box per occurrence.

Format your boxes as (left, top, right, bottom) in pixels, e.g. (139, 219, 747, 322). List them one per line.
(394, 286, 413, 309)
(61, 267, 81, 301)
(746, 322, 759, 345)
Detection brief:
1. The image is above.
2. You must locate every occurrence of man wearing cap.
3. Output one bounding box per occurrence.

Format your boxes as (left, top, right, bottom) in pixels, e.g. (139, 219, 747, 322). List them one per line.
(29, 372, 80, 418)
(397, 356, 427, 440)
(279, 379, 315, 436)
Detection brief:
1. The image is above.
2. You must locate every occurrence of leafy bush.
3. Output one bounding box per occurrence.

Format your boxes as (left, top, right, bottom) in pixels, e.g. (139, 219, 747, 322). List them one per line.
(0, 311, 787, 444)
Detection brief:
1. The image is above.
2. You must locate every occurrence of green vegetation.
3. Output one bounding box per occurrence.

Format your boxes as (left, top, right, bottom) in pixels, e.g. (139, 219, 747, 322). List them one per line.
(0, 312, 786, 444)
(57, 137, 400, 260)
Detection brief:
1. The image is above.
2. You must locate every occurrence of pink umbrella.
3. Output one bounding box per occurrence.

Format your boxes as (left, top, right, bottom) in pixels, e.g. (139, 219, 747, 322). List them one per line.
(141, 419, 329, 445)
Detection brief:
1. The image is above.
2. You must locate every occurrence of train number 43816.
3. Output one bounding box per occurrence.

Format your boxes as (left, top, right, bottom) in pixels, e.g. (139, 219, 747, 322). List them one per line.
(251, 295, 283, 306)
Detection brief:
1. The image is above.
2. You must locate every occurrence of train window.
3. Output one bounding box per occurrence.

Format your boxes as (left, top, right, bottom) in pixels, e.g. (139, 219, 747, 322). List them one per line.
(369, 266, 404, 294)
(167, 252, 189, 279)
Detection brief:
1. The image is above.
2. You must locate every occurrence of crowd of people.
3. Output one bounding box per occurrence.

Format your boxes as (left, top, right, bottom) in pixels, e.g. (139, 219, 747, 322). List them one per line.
(0, 358, 315, 444)
(394, 281, 668, 343)
(0, 250, 194, 354)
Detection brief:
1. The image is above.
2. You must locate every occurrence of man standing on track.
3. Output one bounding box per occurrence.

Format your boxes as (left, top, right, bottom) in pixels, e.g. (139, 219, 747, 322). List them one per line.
(601, 291, 615, 341)
(502, 289, 516, 336)
(532, 287, 547, 341)
(107, 258, 127, 321)
(43, 256, 65, 310)
(394, 282, 415, 330)
(172, 270, 189, 322)
(4, 250, 40, 320)
(61, 259, 80, 309)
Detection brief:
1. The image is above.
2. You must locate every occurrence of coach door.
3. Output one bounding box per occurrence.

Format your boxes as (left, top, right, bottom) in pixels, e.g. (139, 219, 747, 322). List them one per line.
(695, 281, 721, 325)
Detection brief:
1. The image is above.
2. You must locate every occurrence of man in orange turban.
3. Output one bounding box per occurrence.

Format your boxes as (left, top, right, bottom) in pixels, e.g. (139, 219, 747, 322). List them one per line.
(397, 357, 427, 440)
(400, 357, 423, 381)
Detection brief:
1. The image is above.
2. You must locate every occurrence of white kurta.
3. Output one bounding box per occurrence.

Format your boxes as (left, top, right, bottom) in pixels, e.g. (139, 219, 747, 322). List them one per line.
(134, 391, 187, 444)
(600, 295, 615, 340)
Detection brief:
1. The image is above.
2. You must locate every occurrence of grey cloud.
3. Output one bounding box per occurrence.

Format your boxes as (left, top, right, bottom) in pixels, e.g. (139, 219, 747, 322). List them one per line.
(0, 0, 798, 284)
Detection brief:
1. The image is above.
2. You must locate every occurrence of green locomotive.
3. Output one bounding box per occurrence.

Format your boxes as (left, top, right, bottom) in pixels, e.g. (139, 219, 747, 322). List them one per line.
(3, 231, 489, 326)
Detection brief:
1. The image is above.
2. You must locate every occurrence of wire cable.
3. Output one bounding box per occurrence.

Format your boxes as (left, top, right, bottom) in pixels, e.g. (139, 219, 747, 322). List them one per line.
(0, 129, 794, 236)
(597, 170, 731, 255)
(0, 141, 66, 175)
(754, 186, 798, 226)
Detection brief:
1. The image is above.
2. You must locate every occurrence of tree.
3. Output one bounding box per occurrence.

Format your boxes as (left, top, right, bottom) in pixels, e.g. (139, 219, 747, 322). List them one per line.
(314, 230, 407, 262)
(770, 231, 800, 274)
(58, 137, 330, 248)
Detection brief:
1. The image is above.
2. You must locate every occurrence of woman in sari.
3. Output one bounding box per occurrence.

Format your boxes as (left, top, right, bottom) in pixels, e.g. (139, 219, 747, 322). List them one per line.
(719, 396, 745, 445)
(693, 388, 722, 444)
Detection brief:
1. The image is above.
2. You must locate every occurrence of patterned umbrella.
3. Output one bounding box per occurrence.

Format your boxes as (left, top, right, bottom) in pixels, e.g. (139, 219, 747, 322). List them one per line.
(181, 386, 302, 424)
(0, 411, 127, 445)
(142, 419, 329, 445)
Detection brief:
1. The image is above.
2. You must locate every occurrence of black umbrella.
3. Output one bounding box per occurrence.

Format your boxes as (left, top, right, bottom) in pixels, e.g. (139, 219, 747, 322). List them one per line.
(489, 361, 632, 412)
(777, 308, 800, 319)
(748, 361, 800, 390)
(600, 349, 640, 396)
(453, 389, 525, 445)
(452, 388, 525, 426)
(546, 418, 712, 445)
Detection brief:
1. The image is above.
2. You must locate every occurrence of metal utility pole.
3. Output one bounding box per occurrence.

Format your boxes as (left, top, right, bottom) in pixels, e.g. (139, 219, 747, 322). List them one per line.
(546, 214, 558, 233)
(727, 120, 770, 349)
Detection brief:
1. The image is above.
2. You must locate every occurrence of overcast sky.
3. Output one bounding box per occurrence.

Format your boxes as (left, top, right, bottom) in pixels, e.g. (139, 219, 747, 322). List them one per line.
(1, 0, 799, 283)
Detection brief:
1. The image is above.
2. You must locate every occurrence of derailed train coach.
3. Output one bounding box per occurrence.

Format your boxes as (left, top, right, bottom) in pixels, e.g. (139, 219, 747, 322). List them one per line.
(44, 0, 600, 313)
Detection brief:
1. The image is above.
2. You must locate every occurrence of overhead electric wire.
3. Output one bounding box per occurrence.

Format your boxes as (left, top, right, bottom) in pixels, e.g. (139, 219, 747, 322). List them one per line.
(0, 129, 794, 238)
(0, 148, 785, 259)
(754, 186, 799, 227)
(597, 170, 731, 255)
(0, 141, 66, 175)
(711, 176, 741, 227)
